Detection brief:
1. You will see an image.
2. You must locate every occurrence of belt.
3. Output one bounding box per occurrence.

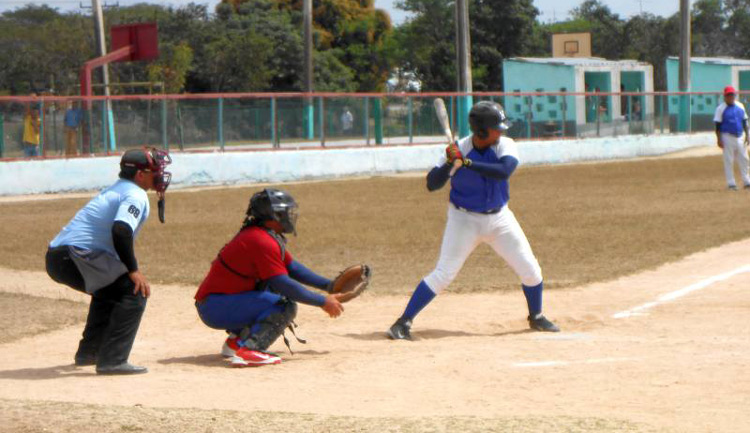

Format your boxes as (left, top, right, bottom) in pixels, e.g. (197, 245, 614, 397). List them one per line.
(453, 203, 502, 215)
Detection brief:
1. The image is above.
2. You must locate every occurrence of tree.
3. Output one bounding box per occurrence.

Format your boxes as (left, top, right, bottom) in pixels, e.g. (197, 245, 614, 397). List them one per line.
(570, 0, 626, 59)
(0, 5, 93, 94)
(692, 0, 729, 56)
(393, 0, 543, 91)
(622, 13, 678, 91)
(146, 42, 194, 94)
(223, 0, 394, 91)
(392, 0, 456, 91)
(469, 0, 542, 90)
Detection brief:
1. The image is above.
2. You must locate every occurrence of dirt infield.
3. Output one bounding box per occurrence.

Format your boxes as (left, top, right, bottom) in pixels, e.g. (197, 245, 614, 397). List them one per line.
(1, 148, 749, 432)
(1, 237, 749, 432)
(3, 153, 750, 296)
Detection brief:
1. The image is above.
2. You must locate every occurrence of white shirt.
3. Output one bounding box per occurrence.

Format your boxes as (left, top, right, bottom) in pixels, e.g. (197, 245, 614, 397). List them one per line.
(436, 135, 519, 167)
(341, 111, 353, 130)
(49, 179, 150, 255)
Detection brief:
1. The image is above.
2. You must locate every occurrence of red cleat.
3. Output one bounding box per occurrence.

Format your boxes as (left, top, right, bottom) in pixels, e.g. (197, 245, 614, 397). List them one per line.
(221, 334, 241, 358)
(230, 347, 282, 367)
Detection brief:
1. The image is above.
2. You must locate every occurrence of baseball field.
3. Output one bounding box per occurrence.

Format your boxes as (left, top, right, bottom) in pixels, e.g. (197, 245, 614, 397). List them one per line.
(1, 149, 749, 432)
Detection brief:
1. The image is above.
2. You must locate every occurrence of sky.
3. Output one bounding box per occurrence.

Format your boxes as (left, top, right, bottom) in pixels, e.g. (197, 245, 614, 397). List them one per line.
(0, 0, 696, 25)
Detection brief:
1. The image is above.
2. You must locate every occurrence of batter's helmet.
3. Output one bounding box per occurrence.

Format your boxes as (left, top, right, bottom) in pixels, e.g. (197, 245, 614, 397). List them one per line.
(247, 189, 299, 235)
(469, 101, 509, 138)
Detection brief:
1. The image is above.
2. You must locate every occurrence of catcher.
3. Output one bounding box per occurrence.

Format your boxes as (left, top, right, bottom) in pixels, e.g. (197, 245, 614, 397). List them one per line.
(194, 188, 370, 367)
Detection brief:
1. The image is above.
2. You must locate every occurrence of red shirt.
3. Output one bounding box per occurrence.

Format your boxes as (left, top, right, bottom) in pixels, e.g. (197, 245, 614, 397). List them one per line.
(195, 226, 293, 301)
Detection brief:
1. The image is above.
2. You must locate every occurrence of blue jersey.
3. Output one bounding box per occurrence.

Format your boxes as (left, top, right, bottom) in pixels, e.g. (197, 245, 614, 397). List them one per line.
(714, 102, 748, 136)
(64, 108, 82, 128)
(436, 135, 519, 213)
(49, 179, 150, 255)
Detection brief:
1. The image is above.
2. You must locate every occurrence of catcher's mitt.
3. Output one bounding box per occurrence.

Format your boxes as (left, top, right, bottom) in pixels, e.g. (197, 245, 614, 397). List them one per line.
(329, 264, 371, 303)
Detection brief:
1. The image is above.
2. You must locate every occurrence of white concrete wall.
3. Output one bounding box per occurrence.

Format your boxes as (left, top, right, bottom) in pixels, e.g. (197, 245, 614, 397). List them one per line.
(0, 133, 714, 196)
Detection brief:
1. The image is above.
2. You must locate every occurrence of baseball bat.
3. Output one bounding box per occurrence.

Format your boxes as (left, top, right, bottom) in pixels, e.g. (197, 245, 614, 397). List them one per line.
(433, 98, 462, 176)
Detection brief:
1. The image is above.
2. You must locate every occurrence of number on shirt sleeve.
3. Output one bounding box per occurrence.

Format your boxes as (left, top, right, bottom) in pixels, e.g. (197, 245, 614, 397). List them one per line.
(115, 197, 147, 232)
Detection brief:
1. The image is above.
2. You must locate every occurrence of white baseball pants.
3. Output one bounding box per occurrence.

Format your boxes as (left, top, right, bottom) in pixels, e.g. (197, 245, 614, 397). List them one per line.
(423, 205, 543, 294)
(721, 132, 750, 187)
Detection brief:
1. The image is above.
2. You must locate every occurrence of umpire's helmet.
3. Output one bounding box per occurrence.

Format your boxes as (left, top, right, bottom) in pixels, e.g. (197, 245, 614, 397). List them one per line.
(469, 101, 509, 139)
(120, 147, 173, 194)
(247, 189, 298, 235)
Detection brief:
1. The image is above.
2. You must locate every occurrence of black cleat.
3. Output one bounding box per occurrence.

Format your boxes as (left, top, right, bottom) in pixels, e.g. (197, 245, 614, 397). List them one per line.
(528, 314, 560, 332)
(387, 317, 413, 340)
(96, 362, 148, 376)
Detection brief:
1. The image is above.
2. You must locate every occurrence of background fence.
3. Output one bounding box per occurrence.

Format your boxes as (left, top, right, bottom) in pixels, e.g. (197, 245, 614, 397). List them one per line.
(0, 91, 739, 159)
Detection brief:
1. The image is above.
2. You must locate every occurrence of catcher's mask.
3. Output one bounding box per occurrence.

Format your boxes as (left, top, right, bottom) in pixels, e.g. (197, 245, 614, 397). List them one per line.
(247, 188, 299, 235)
(469, 101, 509, 139)
(120, 147, 173, 223)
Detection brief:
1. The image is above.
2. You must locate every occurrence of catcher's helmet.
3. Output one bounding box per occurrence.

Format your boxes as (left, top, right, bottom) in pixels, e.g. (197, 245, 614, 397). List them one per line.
(120, 147, 172, 194)
(469, 101, 509, 138)
(247, 188, 298, 235)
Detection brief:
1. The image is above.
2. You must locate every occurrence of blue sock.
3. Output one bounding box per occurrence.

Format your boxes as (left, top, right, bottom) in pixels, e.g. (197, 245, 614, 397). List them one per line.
(402, 280, 436, 321)
(522, 282, 543, 317)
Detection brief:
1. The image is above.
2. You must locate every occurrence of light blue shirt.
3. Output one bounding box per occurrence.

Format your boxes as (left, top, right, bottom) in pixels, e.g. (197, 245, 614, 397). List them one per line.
(50, 179, 150, 255)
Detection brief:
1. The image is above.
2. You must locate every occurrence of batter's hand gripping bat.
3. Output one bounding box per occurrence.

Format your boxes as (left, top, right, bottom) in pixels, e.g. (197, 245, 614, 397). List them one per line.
(433, 98, 462, 176)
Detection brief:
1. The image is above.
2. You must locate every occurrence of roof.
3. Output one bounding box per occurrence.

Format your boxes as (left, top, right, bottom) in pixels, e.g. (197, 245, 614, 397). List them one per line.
(667, 56, 750, 66)
(507, 57, 650, 67)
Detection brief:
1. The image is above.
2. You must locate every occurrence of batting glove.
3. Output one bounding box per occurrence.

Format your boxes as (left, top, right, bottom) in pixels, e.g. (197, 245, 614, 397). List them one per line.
(445, 142, 463, 163)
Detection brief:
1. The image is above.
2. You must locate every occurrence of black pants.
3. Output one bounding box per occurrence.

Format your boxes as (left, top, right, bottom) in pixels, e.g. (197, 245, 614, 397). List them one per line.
(45, 247, 147, 368)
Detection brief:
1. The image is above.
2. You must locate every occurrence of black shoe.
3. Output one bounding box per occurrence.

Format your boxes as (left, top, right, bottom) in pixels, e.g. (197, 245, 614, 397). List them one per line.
(96, 362, 148, 375)
(528, 314, 560, 332)
(729, 185, 738, 191)
(74, 355, 96, 366)
(387, 317, 413, 340)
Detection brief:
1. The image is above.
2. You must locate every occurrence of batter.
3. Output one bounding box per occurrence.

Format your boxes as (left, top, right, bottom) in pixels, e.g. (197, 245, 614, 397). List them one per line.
(387, 101, 560, 340)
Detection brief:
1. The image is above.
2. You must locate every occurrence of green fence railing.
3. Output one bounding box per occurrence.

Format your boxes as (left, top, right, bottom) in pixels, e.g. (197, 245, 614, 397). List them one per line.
(0, 91, 732, 159)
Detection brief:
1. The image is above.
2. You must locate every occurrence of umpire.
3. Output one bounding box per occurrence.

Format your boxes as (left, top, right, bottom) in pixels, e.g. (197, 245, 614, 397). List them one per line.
(45, 147, 172, 375)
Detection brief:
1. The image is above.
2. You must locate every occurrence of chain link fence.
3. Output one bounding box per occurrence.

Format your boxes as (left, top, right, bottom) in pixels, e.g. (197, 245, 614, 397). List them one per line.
(0, 92, 736, 159)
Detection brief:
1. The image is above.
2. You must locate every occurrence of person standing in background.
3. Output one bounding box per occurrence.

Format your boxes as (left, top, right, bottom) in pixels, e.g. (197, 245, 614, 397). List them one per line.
(22, 93, 41, 157)
(64, 100, 82, 156)
(341, 107, 353, 135)
(714, 86, 750, 190)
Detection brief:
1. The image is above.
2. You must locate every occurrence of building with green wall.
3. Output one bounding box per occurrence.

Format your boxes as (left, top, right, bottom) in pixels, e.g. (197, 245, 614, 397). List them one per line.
(503, 58, 653, 138)
(666, 57, 750, 130)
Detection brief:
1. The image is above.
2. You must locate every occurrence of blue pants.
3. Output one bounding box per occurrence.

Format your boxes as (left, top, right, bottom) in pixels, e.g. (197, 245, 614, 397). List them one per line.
(196, 291, 285, 335)
(23, 144, 39, 157)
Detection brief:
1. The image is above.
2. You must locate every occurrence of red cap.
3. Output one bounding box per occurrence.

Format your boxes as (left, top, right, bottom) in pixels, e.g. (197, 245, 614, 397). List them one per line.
(724, 86, 737, 95)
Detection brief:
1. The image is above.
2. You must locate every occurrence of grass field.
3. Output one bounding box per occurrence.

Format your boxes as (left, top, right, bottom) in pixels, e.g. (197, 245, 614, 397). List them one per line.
(1, 154, 749, 294)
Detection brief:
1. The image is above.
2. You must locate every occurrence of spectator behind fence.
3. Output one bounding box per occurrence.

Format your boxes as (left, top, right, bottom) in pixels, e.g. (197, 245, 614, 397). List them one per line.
(64, 101, 82, 156)
(341, 107, 353, 134)
(23, 94, 41, 157)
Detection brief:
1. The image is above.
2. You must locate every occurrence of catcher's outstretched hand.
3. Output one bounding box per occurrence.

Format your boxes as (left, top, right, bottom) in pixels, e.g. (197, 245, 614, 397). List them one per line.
(322, 294, 344, 318)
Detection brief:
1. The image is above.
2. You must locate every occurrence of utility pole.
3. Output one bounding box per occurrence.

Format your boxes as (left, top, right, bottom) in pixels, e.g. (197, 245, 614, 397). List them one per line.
(91, 0, 117, 151)
(303, 0, 314, 140)
(678, 0, 691, 132)
(455, 0, 472, 138)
